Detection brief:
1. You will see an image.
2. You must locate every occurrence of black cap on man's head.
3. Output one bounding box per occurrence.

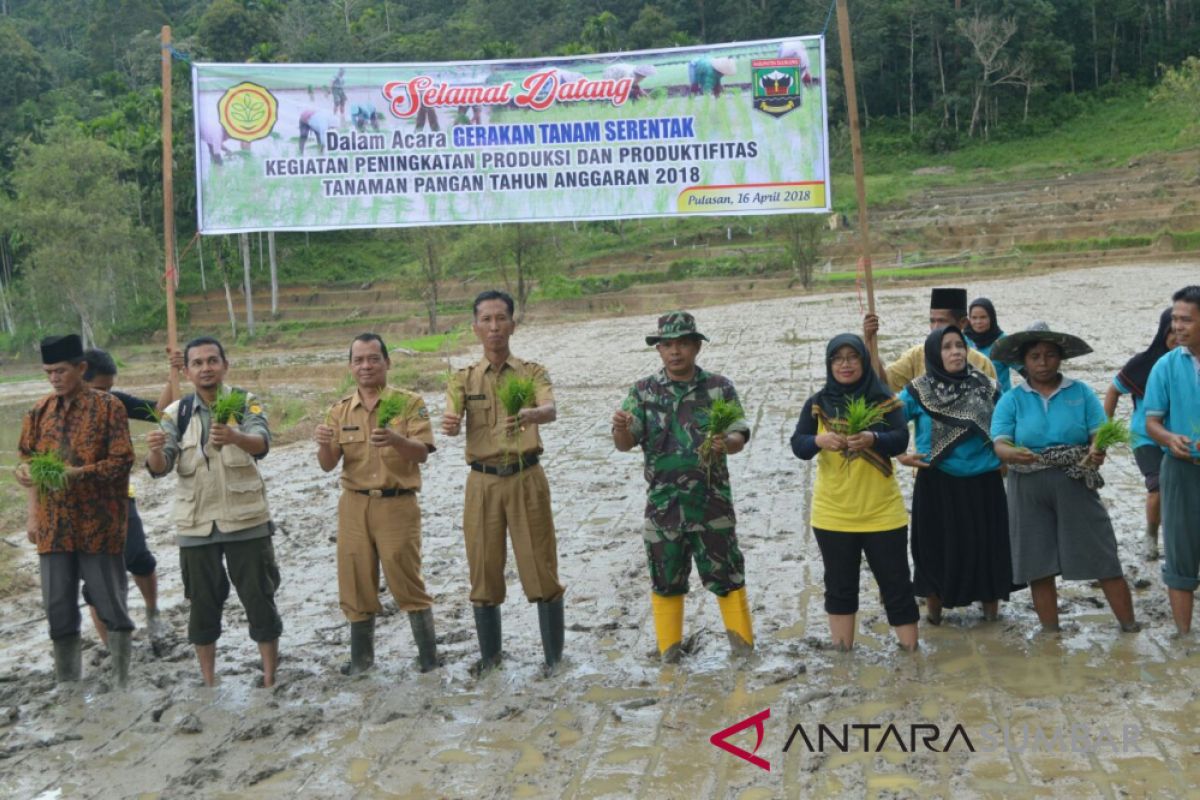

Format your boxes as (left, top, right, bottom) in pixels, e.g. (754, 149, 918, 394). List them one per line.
(930, 288, 968, 311)
(40, 334, 83, 365)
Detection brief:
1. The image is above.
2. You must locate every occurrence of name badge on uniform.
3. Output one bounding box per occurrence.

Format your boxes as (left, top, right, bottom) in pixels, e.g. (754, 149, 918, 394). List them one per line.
(341, 425, 360, 431)
(467, 394, 487, 401)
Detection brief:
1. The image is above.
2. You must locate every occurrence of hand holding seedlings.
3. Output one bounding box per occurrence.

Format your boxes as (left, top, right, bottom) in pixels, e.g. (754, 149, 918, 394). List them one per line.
(611, 409, 633, 432)
(146, 429, 168, 454)
(845, 432, 876, 452)
(441, 411, 462, 437)
(314, 423, 336, 446)
(14, 462, 32, 488)
(815, 431, 848, 452)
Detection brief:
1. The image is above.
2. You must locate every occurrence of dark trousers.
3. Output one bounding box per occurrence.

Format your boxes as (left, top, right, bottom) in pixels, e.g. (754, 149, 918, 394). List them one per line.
(83, 498, 156, 607)
(813, 526, 919, 626)
(179, 537, 283, 646)
(40, 552, 133, 640)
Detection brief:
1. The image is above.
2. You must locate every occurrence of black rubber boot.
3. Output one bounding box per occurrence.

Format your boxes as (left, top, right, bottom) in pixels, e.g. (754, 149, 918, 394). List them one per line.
(340, 618, 375, 675)
(408, 609, 440, 673)
(537, 598, 564, 670)
(471, 605, 502, 676)
(108, 630, 132, 689)
(52, 634, 82, 683)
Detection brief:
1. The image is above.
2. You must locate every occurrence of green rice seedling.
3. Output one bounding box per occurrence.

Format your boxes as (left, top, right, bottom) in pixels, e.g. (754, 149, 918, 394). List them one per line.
(210, 389, 247, 425)
(1092, 418, 1133, 452)
(843, 396, 888, 435)
(29, 452, 68, 496)
(497, 374, 536, 418)
(444, 370, 463, 416)
(496, 373, 537, 470)
(375, 392, 410, 428)
(698, 397, 745, 481)
(137, 403, 166, 424)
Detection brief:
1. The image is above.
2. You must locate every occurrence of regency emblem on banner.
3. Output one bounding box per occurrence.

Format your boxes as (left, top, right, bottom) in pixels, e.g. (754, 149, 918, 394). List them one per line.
(217, 82, 278, 143)
(751, 58, 803, 118)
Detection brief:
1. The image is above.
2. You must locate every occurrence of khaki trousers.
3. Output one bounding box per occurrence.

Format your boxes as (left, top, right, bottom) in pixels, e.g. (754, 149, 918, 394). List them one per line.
(463, 464, 564, 606)
(337, 491, 432, 622)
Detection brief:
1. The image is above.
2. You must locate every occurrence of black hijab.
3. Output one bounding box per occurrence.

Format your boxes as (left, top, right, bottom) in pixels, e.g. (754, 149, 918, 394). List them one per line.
(813, 333, 894, 421)
(964, 297, 1003, 349)
(1116, 308, 1174, 403)
(908, 326, 999, 465)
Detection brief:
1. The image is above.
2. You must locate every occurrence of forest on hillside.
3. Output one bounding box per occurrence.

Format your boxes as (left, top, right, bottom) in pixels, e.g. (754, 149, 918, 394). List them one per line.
(1, 0, 1198, 348)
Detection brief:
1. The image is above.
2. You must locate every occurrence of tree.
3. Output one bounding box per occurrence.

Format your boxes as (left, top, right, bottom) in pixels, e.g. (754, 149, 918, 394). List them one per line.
(197, 0, 276, 62)
(580, 11, 620, 53)
(626, 5, 683, 49)
(778, 214, 825, 290)
(957, 12, 1031, 138)
(408, 227, 450, 333)
(0, 22, 52, 170)
(2, 122, 157, 345)
(494, 224, 553, 323)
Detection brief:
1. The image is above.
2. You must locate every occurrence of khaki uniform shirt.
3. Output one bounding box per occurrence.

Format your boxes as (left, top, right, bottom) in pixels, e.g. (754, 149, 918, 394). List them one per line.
(885, 344, 997, 393)
(448, 355, 554, 466)
(327, 387, 435, 492)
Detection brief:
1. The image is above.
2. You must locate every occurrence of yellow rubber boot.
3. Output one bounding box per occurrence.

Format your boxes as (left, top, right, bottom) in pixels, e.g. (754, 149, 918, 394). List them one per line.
(717, 587, 754, 655)
(650, 592, 684, 663)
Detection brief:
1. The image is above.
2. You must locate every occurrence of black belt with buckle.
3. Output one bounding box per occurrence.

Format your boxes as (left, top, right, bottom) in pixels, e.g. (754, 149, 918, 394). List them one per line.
(470, 455, 539, 477)
(352, 488, 414, 498)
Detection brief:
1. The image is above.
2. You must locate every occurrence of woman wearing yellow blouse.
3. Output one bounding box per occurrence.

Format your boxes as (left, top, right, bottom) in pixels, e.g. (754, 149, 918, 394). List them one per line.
(791, 334, 918, 651)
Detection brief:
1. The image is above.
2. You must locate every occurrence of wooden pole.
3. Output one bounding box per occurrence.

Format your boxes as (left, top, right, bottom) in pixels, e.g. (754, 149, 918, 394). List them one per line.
(161, 25, 179, 393)
(835, 0, 876, 314)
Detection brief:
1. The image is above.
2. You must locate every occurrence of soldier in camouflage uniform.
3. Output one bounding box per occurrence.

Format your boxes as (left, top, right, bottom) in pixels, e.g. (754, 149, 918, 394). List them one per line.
(612, 312, 755, 661)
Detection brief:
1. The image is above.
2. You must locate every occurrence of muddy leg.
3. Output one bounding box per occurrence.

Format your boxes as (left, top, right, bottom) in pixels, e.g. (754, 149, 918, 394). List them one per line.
(894, 623, 918, 651)
(1029, 577, 1060, 631)
(925, 595, 943, 625)
(1168, 588, 1194, 636)
(259, 639, 279, 687)
(90, 605, 110, 647)
(828, 613, 855, 651)
(196, 643, 217, 686)
(981, 600, 1000, 621)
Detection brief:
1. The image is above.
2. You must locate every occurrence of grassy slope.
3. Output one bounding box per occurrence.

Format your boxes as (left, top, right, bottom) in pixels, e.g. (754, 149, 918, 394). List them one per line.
(832, 86, 1197, 211)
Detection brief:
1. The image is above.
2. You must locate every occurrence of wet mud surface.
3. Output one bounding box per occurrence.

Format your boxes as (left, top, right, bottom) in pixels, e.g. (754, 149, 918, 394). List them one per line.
(2, 263, 1199, 798)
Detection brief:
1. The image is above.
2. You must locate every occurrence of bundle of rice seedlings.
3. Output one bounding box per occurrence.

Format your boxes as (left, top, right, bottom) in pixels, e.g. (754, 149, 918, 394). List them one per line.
(698, 397, 745, 481)
(375, 392, 410, 428)
(497, 374, 536, 418)
(138, 400, 174, 424)
(444, 371, 463, 416)
(843, 396, 888, 435)
(210, 390, 247, 425)
(29, 452, 68, 496)
(1092, 418, 1133, 452)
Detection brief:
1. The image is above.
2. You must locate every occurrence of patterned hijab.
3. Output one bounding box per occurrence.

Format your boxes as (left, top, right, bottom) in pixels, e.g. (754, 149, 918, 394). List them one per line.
(964, 297, 1003, 349)
(907, 326, 999, 465)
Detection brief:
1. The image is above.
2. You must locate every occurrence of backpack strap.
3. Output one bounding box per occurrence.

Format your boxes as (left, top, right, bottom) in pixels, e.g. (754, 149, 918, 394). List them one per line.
(176, 394, 197, 440)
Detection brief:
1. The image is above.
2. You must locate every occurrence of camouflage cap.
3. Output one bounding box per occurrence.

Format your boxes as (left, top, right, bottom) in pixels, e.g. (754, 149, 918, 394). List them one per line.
(646, 311, 709, 346)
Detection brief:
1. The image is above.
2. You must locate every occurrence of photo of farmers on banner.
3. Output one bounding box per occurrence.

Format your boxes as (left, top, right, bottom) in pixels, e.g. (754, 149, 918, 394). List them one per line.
(193, 37, 830, 233)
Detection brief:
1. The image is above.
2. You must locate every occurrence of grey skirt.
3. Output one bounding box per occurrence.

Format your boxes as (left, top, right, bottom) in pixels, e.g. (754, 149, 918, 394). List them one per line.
(1006, 468, 1123, 583)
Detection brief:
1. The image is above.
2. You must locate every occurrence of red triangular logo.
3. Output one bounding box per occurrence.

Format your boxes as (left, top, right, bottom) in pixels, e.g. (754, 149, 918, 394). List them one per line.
(709, 708, 771, 771)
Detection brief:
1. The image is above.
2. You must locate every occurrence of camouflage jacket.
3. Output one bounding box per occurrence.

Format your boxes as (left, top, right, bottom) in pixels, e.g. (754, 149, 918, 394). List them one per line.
(622, 367, 750, 531)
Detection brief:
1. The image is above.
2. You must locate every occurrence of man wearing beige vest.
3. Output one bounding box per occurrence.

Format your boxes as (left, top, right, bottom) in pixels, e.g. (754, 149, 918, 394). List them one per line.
(146, 336, 283, 688)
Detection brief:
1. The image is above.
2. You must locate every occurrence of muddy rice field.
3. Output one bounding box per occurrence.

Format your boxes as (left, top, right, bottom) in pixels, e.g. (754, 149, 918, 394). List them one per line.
(1, 262, 1198, 799)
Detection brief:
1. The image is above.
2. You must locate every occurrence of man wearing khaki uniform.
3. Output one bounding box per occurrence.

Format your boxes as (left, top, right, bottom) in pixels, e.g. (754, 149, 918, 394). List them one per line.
(316, 333, 439, 674)
(443, 290, 565, 674)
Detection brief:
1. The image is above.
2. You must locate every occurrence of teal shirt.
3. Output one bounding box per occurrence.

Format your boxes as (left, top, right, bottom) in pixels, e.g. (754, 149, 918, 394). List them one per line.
(1111, 375, 1156, 450)
(991, 377, 1105, 451)
(975, 341, 1012, 393)
(899, 388, 1001, 476)
(1143, 347, 1200, 459)
(689, 59, 722, 93)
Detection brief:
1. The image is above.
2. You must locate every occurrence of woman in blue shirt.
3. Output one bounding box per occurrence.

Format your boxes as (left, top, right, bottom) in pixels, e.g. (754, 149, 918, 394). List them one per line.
(964, 298, 1012, 393)
(899, 326, 1012, 625)
(990, 328, 1139, 633)
(1103, 308, 1175, 558)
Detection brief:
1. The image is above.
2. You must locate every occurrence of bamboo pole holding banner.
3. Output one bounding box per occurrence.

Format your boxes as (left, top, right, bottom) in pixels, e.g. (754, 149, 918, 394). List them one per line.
(834, 0, 876, 314)
(161, 25, 180, 394)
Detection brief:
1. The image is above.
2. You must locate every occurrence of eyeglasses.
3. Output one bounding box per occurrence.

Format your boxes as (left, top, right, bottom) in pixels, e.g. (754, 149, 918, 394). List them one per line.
(831, 355, 862, 365)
